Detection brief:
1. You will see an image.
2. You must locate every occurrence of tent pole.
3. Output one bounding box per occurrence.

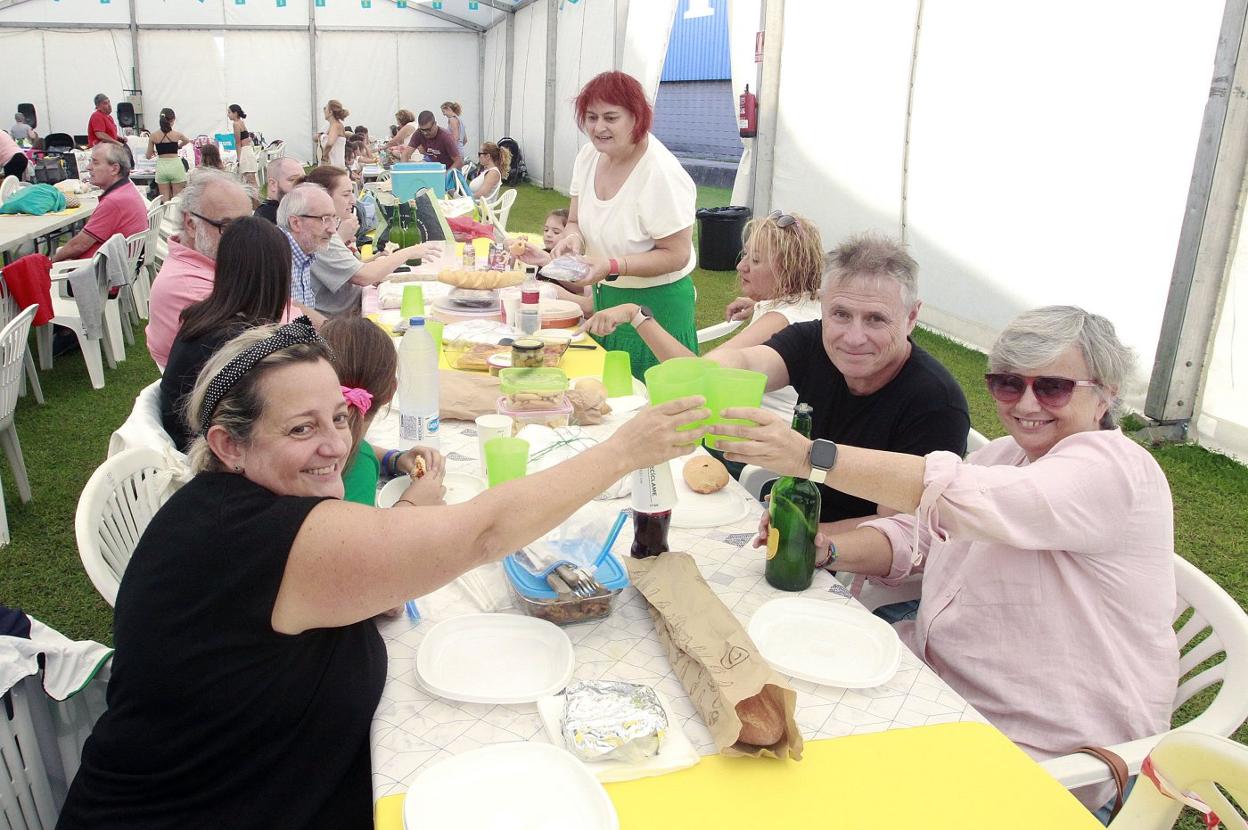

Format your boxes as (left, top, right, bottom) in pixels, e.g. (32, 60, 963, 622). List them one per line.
(750, 0, 783, 216)
(309, 0, 318, 164)
(504, 11, 515, 137)
(542, 0, 557, 189)
(899, 0, 925, 243)
(127, 0, 143, 130)
(1145, 0, 1248, 432)
(479, 31, 486, 146)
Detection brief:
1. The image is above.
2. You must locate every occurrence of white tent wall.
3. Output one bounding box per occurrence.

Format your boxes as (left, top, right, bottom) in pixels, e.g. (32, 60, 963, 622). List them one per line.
(224, 31, 312, 160)
(0, 28, 133, 138)
(1199, 225, 1248, 460)
(904, 2, 1223, 414)
(482, 20, 507, 144)
(763, 2, 1226, 420)
(509, 0, 548, 186)
(551, 0, 616, 194)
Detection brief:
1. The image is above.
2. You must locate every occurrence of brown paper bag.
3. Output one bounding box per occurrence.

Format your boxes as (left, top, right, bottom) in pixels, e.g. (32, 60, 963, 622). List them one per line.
(438, 370, 500, 421)
(627, 552, 803, 760)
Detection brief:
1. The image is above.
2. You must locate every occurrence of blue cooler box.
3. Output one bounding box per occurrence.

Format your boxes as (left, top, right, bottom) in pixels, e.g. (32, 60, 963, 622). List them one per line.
(214, 133, 236, 151)
(392, 162, 446, 200)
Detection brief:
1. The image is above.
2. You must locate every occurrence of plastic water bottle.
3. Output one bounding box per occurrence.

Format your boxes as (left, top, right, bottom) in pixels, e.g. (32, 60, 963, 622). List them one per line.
(399, 317, 440, 448)
(519, 281, 541, 336)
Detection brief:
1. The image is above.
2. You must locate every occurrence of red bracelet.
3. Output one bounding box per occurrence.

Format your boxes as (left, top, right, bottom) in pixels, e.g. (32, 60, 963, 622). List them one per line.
(608, 258, 620, 277)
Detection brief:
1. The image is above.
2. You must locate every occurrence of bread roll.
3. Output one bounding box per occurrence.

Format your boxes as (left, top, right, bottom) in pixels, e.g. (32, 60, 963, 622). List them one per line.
(735, 688, 785, 746)
(682, 456, 730, 494)
(572, 376, 608, 400)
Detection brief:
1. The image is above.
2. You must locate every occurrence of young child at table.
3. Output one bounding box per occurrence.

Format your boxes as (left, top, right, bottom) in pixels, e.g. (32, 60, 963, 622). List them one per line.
(511, 208, 594, 314)
(320, 317, 445, 506)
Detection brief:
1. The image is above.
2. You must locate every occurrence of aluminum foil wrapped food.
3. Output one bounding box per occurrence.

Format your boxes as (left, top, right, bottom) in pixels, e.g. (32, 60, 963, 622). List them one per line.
(560, 680, 667, 763)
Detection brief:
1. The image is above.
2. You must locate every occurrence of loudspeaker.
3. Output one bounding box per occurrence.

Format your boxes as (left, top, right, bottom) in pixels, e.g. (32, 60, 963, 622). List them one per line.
(17, 103, 36, 130)
(117, 102, 135, 128)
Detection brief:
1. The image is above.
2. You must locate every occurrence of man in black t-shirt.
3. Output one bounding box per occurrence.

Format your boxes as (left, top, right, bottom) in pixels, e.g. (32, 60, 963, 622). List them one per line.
(711, 233, 969, 529)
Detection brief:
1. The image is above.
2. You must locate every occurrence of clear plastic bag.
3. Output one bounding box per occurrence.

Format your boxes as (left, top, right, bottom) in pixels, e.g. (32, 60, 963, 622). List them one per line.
(515, 501, 612, 576)
(539, 256, 594, 283)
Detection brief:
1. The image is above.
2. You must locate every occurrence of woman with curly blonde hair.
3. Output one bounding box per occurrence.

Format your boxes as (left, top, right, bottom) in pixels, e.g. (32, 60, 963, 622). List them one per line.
(320, 99, 349, 167)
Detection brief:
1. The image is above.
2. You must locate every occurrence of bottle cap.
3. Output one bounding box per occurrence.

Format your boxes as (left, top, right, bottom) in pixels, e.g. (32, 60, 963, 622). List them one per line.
(409, 316, 425, 326)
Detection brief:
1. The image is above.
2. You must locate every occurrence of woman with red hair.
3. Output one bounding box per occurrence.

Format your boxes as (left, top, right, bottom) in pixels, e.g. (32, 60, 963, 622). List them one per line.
(542, 71, 698, 378)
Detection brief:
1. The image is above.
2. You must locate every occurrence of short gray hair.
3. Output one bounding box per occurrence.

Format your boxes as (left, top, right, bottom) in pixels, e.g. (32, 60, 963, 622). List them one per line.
(989, 306, 1136, 429)
(185, 324, 333, 473)
(97, 142, 131, 177)
(93, 93, 108, 106)
(821, 232, 919, 308)
(277, 183, 325, 229)
(182, 167, 240, 217)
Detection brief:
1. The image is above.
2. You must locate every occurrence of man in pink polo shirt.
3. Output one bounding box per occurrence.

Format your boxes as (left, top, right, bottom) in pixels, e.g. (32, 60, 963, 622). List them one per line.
(145, 169, 252, 368)
(51, 143, 147, 263)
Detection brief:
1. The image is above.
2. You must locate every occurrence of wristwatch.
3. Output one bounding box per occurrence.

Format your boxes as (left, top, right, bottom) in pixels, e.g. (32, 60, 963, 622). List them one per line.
(631, 305, 655, 329)
(807, 438, 839, 484)
(607, 257, 621, 281)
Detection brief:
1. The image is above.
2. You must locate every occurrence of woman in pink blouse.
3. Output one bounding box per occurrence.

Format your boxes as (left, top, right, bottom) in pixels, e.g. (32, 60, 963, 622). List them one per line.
(726, 306, 1177, 818)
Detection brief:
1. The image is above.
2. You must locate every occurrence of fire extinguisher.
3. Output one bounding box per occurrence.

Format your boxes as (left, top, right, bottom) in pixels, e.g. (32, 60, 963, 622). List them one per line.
(739, 84, 757, 138)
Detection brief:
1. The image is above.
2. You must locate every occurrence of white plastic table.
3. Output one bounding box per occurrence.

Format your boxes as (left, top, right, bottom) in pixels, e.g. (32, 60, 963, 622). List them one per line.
(365, 410, 989, 805)
(0, 196, 99, 262)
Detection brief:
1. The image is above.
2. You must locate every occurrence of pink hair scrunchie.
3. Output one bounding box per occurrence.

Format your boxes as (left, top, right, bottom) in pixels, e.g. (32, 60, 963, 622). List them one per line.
(340, 385, 374, 416)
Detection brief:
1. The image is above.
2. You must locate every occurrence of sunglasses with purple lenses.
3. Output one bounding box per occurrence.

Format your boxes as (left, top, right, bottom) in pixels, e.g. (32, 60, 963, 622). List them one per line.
(984, 373, 1099, 407)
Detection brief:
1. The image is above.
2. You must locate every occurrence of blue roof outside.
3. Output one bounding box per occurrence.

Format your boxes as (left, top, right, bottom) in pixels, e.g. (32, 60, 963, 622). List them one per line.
(661, 0, 730, 82)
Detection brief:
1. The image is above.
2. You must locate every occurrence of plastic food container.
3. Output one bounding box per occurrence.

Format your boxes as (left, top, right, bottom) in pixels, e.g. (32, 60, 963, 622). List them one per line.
(500, 367, 569, 411)
(497, 395, 573, 433)
(539, 299, 584, 329)
(503, 552, 629, 626)
(431, 294, 504, 325)
(442, 320, 512, 371)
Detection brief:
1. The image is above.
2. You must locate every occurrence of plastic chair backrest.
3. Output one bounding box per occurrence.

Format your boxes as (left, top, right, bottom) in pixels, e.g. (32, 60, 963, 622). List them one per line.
(496, 188, 517, 232)
(74, 447, 174, 606)
(145, 196, 164, 246)
(0, 305, 37, 427)
(123, 230, 146, 281)
(1108, 732, 1248, 830)
(2, 676, 59, 829)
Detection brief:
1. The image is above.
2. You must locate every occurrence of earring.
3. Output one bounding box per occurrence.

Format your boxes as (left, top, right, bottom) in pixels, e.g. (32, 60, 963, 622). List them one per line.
(233, 465, 243, 473)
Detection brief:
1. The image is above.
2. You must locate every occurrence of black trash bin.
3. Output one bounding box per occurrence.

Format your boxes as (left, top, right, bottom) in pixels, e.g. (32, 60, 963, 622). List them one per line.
(695, 205, 751, 271)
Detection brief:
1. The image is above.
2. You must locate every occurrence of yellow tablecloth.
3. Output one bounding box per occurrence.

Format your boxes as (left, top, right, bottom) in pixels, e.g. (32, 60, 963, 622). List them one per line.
(435, 336, 606, 376)
(374, 722, 1100, 829)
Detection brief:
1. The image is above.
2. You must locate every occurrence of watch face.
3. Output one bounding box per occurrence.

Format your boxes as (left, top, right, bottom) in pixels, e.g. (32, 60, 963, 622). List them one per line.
(810, 439, 837, 470)
(638, 305, 653, 319)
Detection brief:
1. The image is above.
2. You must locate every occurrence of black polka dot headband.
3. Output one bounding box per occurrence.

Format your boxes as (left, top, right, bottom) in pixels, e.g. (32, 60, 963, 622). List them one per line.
(197, 317, 330, 436)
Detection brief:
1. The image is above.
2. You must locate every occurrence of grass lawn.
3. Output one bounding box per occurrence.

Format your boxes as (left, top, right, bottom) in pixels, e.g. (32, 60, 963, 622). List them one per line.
(3, 182, 1243, 828)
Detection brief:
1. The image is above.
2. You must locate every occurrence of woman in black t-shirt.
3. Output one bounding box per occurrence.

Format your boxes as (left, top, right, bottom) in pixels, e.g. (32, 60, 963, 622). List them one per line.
(58, 319, 708, 829)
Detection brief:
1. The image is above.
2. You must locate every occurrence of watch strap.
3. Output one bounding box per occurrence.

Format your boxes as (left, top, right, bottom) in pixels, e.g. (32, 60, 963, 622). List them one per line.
(631, 305, 653, 329)
(808, 466, 828, 484)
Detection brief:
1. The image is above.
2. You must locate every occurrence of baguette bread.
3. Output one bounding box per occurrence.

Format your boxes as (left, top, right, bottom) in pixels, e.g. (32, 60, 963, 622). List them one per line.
(734, 686, 786, 746)
(437, 269, 527, 289)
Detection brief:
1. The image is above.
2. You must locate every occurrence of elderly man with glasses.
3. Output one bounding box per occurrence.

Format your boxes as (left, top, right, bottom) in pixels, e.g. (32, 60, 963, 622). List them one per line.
(145, 169, 254, 368)
(51, 143, 148, 265)
(277, 183, 339, 325)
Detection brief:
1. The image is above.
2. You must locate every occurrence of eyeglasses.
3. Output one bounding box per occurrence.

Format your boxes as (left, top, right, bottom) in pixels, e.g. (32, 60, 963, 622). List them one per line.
(984, 373, 1100, 408)
(189, 211, 238, 233)
(419, 126, 437, 135)
(297, 213, 342, 229)
(767, 210, 797, 229)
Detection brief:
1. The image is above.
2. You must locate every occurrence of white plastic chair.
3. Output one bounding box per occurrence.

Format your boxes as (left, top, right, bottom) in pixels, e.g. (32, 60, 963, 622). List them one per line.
(494, 189, 517, 232)
(75, 447, 182, 606)
(1108, 731, 1248, 830)
(0, 304, 38, 545)
(967, 427, 990, 452)
(0, 275, 44, 406)
(135, 196, 164, 317)
(1, 670, 109, 830)
(107, 380, 181, 458)
(108, 229, 147, 351)
(40, 244, 119, 389)
(1042, 554, 1248, 794)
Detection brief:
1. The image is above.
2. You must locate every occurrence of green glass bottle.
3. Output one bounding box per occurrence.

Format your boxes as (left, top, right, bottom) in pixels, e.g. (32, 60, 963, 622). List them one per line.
(764, 403, 822, 591)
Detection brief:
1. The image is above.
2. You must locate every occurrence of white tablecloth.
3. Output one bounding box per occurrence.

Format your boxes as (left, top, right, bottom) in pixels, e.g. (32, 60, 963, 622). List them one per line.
(365, 409, 987, 802)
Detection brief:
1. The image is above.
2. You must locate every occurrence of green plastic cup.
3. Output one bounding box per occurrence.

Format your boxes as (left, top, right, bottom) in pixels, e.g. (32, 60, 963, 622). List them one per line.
(400, 284, 425, 318)
(601, 351, 633, 397)
(644, 357, 717, 431)
(484, 436, 529, 486)
(424, 319, 444, 354)
(703, 367, 768, 449)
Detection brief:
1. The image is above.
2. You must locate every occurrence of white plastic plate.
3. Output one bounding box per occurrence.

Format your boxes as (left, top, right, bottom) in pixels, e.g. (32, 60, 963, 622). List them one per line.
(403, 742, 618, 830)
(670, 452, 748, 529)
(415, 613, 575, 704)
(748, 597, 902, 689)
(536, 690, 700, 784)
(376, 471, 485, 508)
